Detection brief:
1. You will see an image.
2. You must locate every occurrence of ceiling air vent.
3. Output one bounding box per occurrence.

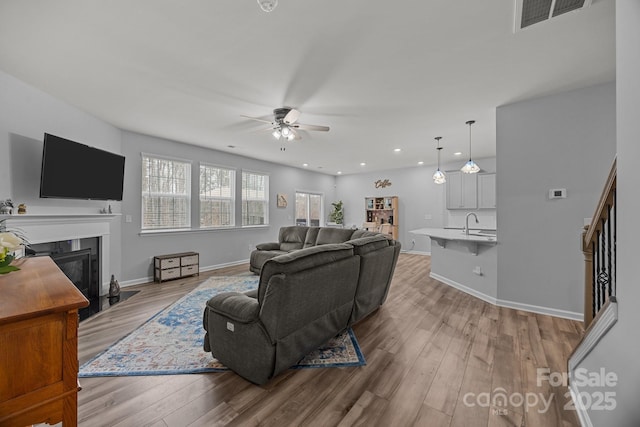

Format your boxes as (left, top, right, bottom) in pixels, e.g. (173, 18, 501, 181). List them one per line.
(515, 0, 592, 31)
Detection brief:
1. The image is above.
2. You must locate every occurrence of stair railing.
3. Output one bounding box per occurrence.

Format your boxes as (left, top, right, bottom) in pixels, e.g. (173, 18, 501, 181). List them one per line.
(582, 158, 617, 328)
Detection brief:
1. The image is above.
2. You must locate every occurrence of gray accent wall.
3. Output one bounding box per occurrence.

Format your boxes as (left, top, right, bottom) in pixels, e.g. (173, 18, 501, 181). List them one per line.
(577, 1, 640, 425)
(120, 131, 336, 283)
(0, 69, 124, 277)
(496, 82, 616, 316)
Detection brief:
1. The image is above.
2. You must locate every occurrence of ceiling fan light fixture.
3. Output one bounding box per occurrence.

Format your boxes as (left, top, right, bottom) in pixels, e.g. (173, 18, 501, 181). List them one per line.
(461, 120, 480, 174)
(257, 0, 278, 12)
(433, 136, 446, 184)
(272, 129, 281, 139)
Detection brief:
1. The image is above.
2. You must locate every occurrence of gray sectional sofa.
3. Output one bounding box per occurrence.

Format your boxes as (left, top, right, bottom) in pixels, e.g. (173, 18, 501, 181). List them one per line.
(202, 226, 400, 384)
(249, 225, 384, 273)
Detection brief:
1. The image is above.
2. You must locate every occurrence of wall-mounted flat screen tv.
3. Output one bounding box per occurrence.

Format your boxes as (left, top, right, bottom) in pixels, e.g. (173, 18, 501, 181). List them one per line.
(40, 133, 125, 201)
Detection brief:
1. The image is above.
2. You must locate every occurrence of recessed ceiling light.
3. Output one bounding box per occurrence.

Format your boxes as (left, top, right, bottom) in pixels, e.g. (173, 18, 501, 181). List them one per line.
(360, 162, 366, 166)
(317, 166, 323, 169)
(394, 148, 401, 152)
(454, 152, 462, 156)
(303, 163, 308, 167)
(337, 171, 342, 175)
(418, 161, 424, 165)
(227, 145, 236, 148)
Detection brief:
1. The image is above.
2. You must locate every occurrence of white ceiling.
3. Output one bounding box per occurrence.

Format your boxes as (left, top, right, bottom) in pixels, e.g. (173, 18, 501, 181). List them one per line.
(0, 0, 615, 175)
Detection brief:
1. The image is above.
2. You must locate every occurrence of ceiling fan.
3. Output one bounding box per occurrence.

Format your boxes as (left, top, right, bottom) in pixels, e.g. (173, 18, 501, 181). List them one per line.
(241, 107, 330, 142)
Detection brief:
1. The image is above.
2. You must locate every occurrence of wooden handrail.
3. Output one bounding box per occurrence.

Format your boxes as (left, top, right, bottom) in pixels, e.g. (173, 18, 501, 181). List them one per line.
(582, 157, 616, 328)
(584, 157, 617, 248)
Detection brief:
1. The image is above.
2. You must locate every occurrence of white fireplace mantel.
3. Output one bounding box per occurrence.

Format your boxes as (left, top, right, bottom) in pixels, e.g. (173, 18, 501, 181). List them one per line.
(1, 213, 119, 294)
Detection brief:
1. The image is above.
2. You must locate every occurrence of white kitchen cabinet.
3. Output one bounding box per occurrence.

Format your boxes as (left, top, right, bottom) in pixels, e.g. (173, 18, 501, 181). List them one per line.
(446, 170, 477, 210)
(478, 173, 496, 209)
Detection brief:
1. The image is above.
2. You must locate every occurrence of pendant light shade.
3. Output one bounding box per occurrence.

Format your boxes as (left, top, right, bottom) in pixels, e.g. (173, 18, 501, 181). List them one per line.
(461, 120, 480, 174)
(432, 136, 446, 184)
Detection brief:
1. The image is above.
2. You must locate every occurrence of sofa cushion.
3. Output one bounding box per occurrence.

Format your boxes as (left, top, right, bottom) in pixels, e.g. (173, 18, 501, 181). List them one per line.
(346, 235, 391, 254)
(258, 243, 355, 303)
(303, 226, 321, 248)
(250, 249, 288, 274)
(315, 227, 355, 245)
(351, 229, 387, 240)
(278, 226, 309, 251)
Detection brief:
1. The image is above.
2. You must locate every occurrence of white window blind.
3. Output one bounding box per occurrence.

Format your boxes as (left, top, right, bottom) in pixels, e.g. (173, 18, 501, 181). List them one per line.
(200, 164, 235, 227)
(242, 171, 269, 226)
(142, 154, 191, 230)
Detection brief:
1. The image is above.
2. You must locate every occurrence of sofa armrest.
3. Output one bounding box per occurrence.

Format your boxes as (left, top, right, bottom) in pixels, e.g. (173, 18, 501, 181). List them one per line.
(256, 242, 280, 251)
(206, 292, 260, 323)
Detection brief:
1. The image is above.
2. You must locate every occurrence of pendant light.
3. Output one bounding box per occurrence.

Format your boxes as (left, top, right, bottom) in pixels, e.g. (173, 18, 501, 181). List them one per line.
(461, 120, 480, 174)
(432, 136, 446, 184)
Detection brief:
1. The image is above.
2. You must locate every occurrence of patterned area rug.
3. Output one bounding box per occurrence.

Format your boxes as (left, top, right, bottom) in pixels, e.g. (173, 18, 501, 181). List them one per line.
(79, 275, 365, 377)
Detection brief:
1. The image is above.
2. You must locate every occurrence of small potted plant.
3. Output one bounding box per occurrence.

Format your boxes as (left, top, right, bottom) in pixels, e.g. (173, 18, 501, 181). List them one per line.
(328, 200, 344, 226)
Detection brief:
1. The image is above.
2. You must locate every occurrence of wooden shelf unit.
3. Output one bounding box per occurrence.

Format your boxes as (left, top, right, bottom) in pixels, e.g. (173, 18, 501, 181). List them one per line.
(0, 256, 89, 426)
(154, 251, 199, 282)
(365, 196, 399, 240)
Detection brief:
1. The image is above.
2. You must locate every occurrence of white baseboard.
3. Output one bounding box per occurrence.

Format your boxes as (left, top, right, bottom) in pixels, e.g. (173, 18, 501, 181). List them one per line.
(430, 272, 583, 321)
(403, 250, 430, 256)
(430, 272, 498, 305)
(117, 258, 250, 288)
(497, 298, 583, 321)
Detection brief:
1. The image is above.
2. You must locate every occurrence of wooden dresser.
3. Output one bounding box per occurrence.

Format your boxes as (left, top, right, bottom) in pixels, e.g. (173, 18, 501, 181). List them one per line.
(0, 256, 89, 426)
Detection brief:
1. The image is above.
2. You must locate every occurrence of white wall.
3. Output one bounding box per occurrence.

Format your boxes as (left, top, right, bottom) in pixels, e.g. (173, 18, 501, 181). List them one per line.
(335, 158, 496, 253)
(576, 1, 640, 425)
(496, 82, 616, 317)
(119, 131, 337, 283)
(0, 69, 124, 277)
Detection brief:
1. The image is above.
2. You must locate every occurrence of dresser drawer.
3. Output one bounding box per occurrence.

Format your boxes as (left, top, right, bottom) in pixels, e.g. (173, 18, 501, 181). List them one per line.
(181, 265, 199, 276)
(181, 255, 199, 266)
(157, 257, 180, 269)
(159, 267, 181, 280)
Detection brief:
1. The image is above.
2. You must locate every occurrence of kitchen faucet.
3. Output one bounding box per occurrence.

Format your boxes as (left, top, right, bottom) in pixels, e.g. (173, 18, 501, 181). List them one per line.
(464, 212, 479, 236)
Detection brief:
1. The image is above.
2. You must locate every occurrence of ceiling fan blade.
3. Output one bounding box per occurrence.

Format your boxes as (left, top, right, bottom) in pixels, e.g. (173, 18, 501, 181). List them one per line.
(240, 115, 273, 124)
(294, 123, 330, 132)
(283, 108, 301, 125)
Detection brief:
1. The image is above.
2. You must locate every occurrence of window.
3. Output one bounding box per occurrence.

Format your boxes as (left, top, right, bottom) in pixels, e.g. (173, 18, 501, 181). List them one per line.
(142, 154, 191, 230)
(295, 192, 323, 226)
(242, 171, 269, 226)
(200, 164, 235, 227)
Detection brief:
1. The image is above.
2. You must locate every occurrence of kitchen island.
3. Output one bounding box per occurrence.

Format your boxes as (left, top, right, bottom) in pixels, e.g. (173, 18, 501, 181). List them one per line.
(410, 228, 498, 304)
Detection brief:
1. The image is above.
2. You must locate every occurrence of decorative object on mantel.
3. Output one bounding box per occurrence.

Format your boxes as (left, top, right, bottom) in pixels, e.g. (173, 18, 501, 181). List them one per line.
(109, 274, 121, 298)
(328, 200, 344, 225)
(461, 120, 480, 174)
(0, 231, 23, 274)
(432, 136, 446, 184)
(0, 199, 13, 215)
(17, 204, 26, 214)
(374, 179, 392, 189)
(276, 193, 288, 208)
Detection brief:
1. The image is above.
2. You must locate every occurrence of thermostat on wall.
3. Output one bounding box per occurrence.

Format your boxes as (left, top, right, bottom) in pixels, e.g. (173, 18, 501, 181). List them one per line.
(549, 188, 567, 199)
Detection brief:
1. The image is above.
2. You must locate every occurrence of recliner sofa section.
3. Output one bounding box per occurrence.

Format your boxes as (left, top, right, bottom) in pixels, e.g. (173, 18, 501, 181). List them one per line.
(203, 227, 400, 384)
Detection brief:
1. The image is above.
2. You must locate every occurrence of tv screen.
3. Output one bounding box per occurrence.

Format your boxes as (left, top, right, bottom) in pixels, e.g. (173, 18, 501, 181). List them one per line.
(40, 133, 125, 201)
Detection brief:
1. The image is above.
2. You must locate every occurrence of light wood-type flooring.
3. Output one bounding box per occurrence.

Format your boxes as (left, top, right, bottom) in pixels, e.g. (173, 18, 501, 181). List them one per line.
(71, 254, 583, 426)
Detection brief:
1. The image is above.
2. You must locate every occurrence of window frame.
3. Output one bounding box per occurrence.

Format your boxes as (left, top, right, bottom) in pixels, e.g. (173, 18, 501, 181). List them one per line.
(199, 162, 236, 229)
(241, 170, 270, 227)
(141, 153, 192, 231)
(295, 190, 324, 227)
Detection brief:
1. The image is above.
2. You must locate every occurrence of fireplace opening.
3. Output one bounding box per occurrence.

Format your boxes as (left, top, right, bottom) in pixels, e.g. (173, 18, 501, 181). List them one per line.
(51, 249, 92, 299)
